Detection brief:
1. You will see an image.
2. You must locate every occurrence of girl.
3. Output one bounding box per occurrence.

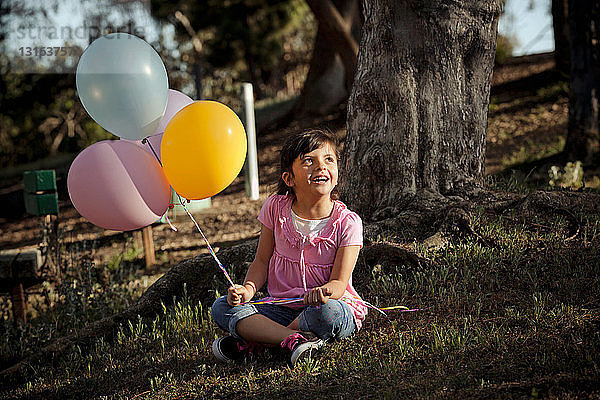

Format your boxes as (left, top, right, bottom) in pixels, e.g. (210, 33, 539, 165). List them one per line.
(211, 129, 367, 367)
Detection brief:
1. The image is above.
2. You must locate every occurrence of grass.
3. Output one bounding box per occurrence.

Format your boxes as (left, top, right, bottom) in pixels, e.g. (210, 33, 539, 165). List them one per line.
(0, 199, 598, 399)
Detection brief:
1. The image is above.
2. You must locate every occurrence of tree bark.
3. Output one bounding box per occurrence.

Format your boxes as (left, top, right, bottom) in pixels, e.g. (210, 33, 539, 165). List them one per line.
(563, 0, 600, 165)
(341, 0, 501, 219)
(552, 0, 570, 75)
(292, 0, 361, 116)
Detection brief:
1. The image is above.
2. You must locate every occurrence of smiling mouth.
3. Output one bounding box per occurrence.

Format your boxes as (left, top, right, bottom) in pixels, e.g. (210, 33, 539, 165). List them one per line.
(311, 176, 329, 184)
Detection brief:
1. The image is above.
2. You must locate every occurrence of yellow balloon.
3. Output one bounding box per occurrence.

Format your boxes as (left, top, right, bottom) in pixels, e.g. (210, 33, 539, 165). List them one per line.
(161, 101, 247, 200)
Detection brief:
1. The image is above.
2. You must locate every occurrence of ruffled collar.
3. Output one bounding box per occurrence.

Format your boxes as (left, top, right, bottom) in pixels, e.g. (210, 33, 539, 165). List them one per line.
(279, 195, 344, 248)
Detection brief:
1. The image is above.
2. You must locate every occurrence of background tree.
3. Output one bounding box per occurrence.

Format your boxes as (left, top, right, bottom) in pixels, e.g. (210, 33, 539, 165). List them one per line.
(341, 0, 502, 220)
(563, 0, 599, 165)
(152, 0, 364, 118)
(291, 0, 361, 115)
(0, 0, 151, 170)
(151, 0, 310, 102)
(552, 0, 570, 75)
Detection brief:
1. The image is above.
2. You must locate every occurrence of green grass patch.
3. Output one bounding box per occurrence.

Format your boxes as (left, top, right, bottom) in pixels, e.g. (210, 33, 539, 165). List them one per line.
(1, 201, 599, 399)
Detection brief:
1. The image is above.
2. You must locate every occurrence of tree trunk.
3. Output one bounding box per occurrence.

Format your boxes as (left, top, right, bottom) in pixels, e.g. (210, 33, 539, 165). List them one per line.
(563, 0, 600, 165)
(306, 0, 359, 89)
(193, 62, 203, 100)
(292, 27, 347, 115)
(292, 0, 361, 115)
(341, 0, 501, 219)
(552, 0, 570, 75)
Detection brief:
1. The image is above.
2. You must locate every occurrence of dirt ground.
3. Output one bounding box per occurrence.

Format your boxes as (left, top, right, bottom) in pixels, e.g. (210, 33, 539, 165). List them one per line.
(0, 52, 571, 278)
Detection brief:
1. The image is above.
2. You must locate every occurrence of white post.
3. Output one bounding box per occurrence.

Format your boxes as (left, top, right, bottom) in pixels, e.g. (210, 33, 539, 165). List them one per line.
(242, 82, 259, 200)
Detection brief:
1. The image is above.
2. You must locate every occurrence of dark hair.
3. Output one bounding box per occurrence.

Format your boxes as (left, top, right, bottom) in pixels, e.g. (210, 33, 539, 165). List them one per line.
(276, 129, 341, 200)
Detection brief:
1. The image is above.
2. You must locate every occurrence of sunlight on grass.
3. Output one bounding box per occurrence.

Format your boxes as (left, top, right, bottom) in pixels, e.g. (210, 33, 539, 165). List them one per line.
(584, 175, 600, 190)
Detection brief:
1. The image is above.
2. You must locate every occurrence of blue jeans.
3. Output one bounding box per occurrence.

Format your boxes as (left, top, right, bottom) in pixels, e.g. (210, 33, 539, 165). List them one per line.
(211, 296, 356, 341)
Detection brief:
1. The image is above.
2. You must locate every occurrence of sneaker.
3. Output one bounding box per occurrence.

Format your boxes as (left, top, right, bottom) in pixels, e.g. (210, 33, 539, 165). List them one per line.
(212, 336, 264, 363)
(280, 332, 324, 367)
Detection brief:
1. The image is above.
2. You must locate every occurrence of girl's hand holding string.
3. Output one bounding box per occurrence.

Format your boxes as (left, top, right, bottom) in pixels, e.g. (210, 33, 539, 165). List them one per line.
(303, 287, 333, 306)
(227, 282, 256, 306)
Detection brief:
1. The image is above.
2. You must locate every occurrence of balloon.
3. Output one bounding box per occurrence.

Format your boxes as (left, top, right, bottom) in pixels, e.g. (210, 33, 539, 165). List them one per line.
(123, 90, 195, 163)
(152, 89, 194, 136)
(76, 33, 168, 140)
(123, 132, 163, 163)
(161, 101, 247, 200)
(67, 140, 171, 231)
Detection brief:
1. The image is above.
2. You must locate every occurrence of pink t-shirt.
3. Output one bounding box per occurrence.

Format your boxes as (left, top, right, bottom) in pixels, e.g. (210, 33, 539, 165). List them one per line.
(257, 194, 368, 330)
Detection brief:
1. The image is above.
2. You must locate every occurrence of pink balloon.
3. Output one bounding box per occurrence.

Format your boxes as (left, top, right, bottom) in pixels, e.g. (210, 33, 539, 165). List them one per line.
(152, 89, 194, 135)
(67, 140, 171, 231)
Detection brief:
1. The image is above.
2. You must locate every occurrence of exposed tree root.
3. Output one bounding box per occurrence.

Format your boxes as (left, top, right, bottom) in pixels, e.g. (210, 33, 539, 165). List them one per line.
(2, 189, 598, 382)
(366, 189, 599, 247)
(479, 189, 599, 240)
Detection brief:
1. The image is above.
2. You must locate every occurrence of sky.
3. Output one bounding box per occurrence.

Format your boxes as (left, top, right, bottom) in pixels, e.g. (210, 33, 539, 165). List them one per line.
(498, 0, 555, 56)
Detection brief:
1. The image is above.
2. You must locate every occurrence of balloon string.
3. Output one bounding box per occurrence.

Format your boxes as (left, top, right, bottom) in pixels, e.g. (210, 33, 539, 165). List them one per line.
(242, 297, 304, 306)
(142, 137, 163, 167)
(143, 138, 177, 232)
(163, 212, 178, 232)
(239, 295, 425, 317)
(174, 192, 236, 288)
(143, 137, 235, 288)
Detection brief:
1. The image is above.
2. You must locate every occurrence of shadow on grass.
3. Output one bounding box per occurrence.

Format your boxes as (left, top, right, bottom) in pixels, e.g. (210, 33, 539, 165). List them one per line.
(491, 68, 565, 99)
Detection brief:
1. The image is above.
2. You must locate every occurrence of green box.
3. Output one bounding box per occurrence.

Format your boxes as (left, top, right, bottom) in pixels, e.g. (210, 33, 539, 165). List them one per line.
(24, 170, 57, 193)
(24, 192, 59, 215)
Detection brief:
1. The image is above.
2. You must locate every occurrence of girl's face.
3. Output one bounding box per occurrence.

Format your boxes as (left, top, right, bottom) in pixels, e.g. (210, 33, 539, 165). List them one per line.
(283, 142, 339, 201)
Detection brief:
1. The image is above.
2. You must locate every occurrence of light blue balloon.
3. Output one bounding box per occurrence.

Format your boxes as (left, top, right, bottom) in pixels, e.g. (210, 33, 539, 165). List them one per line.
(76, 33, 168, 140)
